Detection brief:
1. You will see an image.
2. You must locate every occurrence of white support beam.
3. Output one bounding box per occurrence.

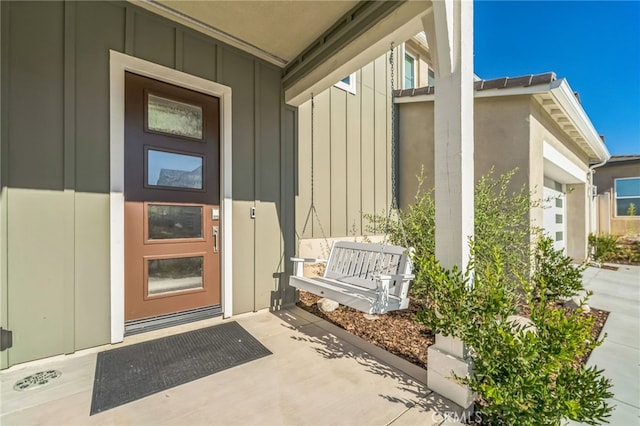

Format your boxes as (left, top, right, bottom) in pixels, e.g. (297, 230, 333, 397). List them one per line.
(423, 1, 475, 411)
(423, 0, 474, 271)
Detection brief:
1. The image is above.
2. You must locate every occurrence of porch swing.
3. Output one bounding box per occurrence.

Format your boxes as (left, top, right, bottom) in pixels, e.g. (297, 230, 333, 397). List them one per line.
(289, 44, 415, 315)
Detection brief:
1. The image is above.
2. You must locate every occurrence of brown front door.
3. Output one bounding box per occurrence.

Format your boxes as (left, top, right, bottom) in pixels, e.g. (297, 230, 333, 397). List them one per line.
(124, 72, 221, 321)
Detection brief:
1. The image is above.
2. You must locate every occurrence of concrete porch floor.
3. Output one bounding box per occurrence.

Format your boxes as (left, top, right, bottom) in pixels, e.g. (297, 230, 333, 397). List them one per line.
(0, 306, 463, 426)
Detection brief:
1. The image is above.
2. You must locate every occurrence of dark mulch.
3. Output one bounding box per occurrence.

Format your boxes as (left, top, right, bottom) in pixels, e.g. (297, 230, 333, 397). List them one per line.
(296, 291, 609, 370)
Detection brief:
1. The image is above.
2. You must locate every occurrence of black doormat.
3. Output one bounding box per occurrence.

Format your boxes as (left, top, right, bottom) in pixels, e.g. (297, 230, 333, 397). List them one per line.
(90, 321, 271, 415)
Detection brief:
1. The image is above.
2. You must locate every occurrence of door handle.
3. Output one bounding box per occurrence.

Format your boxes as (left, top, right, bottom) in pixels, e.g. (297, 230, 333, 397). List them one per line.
(212, 226, 219, 253)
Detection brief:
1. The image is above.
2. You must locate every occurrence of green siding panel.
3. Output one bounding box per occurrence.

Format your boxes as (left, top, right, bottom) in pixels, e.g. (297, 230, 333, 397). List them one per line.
(255, 65, 282, 310)
(7, 189, 67, 364)
(76, 2, 125, 194)
(8, 1, 64, 190)
(133, 11, 175, 69)
(182, 33, 217, 83)
(74, 193, 111, 350)
(346, 75, 362, 235)
(219, 48, 255, 314)
(330, 88, 347, 237)
(313, 90, 331, 238)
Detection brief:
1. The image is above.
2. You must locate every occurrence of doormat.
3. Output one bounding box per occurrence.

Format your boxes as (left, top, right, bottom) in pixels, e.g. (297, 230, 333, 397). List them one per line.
(90, 321, 271, 415)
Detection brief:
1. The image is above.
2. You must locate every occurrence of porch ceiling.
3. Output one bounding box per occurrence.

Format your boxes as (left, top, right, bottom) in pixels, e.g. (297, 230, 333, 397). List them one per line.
(148, 0, 359, 66)
(131, 1, 432, 105)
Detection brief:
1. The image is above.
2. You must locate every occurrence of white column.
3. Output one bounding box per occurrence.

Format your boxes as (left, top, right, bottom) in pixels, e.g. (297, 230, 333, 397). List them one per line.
(422, 0, 475, 410)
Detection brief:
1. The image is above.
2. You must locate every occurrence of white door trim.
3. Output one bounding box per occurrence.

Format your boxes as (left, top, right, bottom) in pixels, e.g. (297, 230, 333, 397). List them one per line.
(109, 50, 233, 343)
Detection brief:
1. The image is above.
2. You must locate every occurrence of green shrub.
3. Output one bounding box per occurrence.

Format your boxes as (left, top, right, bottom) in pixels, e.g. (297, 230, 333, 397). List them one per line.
(366, 168, 536, 297)
(416, 252, 613, 425)
(532, 235, 586, 300)
(588, 234, 619, 263)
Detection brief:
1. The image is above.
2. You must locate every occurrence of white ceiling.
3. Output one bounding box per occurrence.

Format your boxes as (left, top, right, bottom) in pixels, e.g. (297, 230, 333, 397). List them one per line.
(140, 1, 360, 65)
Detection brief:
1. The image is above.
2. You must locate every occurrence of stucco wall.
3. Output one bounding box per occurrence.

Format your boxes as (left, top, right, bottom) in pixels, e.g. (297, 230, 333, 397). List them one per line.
(397, 94, 593, 261)
(529, 99, 591, 260)
(398, 96, 531, 206)
(0, 1, 294, 367)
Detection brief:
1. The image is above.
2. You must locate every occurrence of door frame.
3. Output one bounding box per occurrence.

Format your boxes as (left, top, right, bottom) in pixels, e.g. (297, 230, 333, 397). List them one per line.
(109, 50, 233, 343)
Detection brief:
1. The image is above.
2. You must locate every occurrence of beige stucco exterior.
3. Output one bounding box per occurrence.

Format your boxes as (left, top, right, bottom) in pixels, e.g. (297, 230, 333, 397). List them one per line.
(398, 94, 594, 261)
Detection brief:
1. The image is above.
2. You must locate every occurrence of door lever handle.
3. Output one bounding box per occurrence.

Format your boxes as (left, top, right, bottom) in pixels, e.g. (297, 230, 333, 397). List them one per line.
(213, 226, 219, 253)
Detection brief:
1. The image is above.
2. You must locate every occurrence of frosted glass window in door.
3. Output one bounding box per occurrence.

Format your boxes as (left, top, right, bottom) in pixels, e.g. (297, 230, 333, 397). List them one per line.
(147, 94, 203, 139)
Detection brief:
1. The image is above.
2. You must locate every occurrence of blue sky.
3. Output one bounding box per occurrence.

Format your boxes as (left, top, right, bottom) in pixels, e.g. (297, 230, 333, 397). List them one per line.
(474, 1, 640, 155)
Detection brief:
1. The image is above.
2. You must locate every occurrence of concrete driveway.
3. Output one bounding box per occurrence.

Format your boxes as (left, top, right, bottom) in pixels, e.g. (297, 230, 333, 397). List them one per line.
(570, 264, 640, 425)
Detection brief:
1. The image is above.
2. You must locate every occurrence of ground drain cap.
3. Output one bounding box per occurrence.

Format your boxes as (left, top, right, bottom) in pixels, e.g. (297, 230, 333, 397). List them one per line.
(13, 370, 62, 391)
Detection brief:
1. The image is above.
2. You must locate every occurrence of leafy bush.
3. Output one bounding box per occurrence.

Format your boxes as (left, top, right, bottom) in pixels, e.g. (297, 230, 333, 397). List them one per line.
(588, 234, 619, 263)
(416, 252, 613, 426)
(472, 169, 537, 284)
(532, 235, 586, 300)
(366, 168, 536, 297)
(391, 169, 612, 424)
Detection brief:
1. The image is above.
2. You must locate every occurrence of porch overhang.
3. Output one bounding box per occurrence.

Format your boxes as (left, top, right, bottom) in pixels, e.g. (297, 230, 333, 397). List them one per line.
(130, 0, 433, 106)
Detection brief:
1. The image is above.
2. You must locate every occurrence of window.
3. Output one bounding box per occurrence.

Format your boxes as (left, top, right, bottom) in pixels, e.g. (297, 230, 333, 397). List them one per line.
(427, 67, 435, 86)
(615, 177, 640, 216)
(404, 53, 416, 89)
(334, 73, 356, 94)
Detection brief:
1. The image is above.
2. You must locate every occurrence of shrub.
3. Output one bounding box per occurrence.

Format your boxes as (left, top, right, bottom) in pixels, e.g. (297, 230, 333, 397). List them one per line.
(588, 234, 619, 263)
(366, 168, 536, 297)
(416, 252, 613, 426)
(532, 235, 586, 300)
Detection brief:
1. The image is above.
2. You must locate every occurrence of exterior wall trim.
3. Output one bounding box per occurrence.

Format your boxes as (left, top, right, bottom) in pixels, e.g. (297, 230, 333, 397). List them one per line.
(109, 50, 233, 344)
(543, 140, 587, 183)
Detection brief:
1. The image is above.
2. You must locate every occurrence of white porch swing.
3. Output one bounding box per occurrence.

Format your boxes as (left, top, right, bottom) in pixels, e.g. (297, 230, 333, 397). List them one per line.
(289, 45, 415, 314)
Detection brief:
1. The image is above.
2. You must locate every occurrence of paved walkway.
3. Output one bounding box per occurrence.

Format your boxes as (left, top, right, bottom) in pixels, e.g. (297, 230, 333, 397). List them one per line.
(0, 307, 463, 426)
(570, 264, 640, 425)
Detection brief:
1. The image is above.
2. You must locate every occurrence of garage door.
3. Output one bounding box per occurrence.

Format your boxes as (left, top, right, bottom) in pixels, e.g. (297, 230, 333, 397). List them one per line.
(543, 178, 566, 252)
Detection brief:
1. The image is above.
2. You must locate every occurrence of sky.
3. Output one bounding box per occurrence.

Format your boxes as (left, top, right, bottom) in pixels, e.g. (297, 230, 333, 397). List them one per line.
(474, 0, 640, 156)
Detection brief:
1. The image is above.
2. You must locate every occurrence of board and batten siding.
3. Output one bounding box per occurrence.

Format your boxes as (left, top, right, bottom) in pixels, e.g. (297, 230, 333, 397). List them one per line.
(296, 53, 398, 240)
(0, 0, 294, 367)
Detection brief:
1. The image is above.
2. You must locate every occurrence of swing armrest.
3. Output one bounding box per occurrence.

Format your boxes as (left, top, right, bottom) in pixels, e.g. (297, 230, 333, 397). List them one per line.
(373, 274, 416, 298)
(291, 257, 327, 277)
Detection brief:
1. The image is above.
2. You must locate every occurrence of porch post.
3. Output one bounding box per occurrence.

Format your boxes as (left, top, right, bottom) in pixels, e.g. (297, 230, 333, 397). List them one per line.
(422, 0, 475, 410)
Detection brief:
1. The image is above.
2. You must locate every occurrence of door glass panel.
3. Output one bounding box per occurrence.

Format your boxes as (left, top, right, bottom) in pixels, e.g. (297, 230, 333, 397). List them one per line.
(147, 94, 203, 139)
(148, 205, 203, 240)
(147, 149, 203, 189)
(148, 256, 203, 296)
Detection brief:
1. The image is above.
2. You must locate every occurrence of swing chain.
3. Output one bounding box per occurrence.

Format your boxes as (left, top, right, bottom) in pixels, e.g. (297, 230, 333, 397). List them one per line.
(299, 93, 330, 256)
(385, 43, 410, 251)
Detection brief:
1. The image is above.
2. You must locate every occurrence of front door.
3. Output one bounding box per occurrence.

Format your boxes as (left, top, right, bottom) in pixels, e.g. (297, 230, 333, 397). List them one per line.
(124, 72, 221, 322)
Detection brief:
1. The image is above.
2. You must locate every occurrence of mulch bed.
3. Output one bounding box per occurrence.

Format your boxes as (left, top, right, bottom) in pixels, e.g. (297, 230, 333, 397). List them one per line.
(296, 291, 609, 370)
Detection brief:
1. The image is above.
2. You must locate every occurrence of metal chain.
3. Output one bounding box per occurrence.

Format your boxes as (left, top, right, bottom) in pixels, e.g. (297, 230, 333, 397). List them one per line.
(299, 93, 330, 256)
(385, 43, 410, 251)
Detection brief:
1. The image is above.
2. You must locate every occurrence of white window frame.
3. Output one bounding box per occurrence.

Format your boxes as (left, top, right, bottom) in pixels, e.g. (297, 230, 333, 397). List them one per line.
(614, 176, 640, 217)
(403, 51, 417, 89)
(334, 73, 356, 94)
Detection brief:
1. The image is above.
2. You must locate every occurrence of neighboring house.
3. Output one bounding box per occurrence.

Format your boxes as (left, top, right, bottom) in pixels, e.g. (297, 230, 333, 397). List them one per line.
(395, 72, 610, 261)
(593, 155, 640, 235)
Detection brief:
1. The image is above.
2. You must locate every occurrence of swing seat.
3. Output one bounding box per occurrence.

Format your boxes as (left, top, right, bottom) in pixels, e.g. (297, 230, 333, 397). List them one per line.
(289, 241, 414, 314)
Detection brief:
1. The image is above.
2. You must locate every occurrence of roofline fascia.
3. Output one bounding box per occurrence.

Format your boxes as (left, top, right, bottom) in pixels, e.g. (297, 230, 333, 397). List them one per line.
(549, 79, 610, 162)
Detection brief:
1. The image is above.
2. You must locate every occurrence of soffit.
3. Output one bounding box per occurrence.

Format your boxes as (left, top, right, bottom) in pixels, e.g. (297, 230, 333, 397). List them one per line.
(146, 1, 359, 65)
(533, 93, 599, 161)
